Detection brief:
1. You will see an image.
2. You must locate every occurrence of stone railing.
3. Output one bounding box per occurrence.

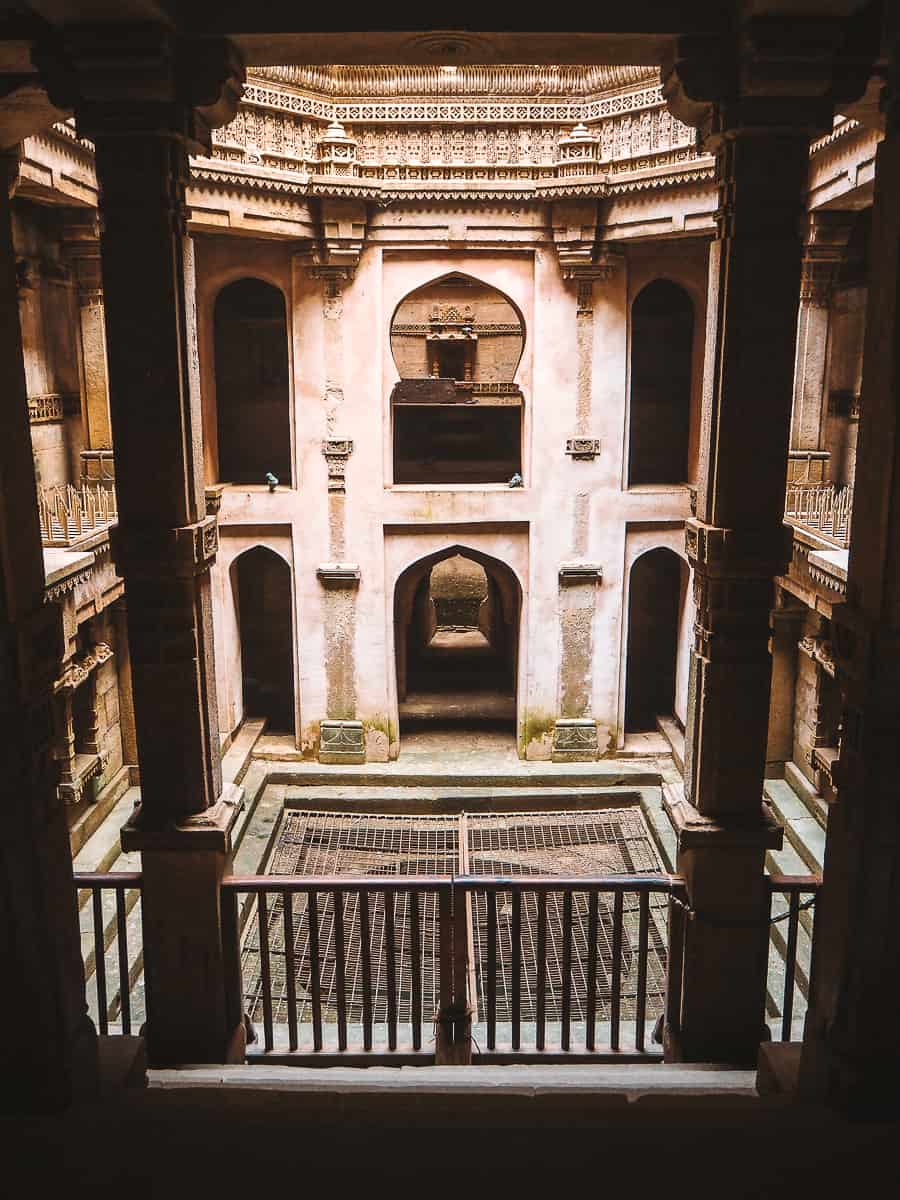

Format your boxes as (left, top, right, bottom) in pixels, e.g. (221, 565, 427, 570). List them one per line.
(38, 482, 118, 548)
(785, 481, 853, 549)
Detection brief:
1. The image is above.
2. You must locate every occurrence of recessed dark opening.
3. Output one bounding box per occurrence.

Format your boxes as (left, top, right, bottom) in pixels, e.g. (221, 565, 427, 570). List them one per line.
(214, 277, 292, 486)
(625, 549, 683, 732)
(394, 406, 521, 485)
(434, 342, 468, 380)
(628, 279, 693, 485)
(235, 546, 295, 733)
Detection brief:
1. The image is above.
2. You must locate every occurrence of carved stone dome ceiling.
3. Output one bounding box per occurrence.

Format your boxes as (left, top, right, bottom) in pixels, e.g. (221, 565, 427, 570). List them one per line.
(250, 64, 660, 100)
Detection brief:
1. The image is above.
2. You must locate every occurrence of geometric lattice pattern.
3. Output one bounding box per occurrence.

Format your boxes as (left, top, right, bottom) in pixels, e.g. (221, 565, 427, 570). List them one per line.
(241, 808, 667, 1030)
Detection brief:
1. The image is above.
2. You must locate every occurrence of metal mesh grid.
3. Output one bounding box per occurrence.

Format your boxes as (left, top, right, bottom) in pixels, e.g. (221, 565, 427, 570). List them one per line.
(242, 807, 667, 1035)
(242, 812, 458, 1025)
(467, 810, 669, 1023)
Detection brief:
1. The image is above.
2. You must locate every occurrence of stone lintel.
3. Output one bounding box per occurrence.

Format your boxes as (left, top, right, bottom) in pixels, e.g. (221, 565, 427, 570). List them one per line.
(316, 562, 360, 589)
(121, 782, 243, 853)
(551, 718, 600, 762)
(319, 719, 365, 765)
(664, 790, 783, 851)
(558, 562, 603, 585)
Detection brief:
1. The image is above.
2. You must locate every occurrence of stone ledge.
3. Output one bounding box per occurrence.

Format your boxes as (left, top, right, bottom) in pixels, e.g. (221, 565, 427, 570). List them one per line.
(316, 562, 361, 589)
(663, 788, 783, 851)
(121, 782, 243, 852)
(558, 562, 603, 585)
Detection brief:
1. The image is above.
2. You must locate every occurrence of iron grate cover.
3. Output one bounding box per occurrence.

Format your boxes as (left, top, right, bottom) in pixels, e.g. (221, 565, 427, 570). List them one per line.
(241, 808, 667, 1033)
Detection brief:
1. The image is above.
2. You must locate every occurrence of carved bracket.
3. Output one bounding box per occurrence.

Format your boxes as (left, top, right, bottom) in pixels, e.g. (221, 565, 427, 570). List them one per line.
(110, 514, 218, 579)
(316, 562, 360, 589)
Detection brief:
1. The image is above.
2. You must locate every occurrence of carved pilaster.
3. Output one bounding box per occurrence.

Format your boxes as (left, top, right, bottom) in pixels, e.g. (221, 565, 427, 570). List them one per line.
(661, 12, 876, 1067)
(322, 439, 353, 495)
(43, 29, 245, 831)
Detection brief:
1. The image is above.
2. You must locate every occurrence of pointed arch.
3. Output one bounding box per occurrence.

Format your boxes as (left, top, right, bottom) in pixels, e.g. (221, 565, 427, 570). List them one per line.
(393, 544, 522, 749)
(624, 546, 687, 732)
(230, 544, 295, 732)
(390, 274, 525, 484)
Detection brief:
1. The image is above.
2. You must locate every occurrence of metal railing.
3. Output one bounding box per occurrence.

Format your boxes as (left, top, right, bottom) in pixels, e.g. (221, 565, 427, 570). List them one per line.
(767, 873, 820, 1043)
(784, 481, 853, 549)
(222, 873, 685, 1063)
(39, 482, 118, 547)
(74, 871, 142, 1036)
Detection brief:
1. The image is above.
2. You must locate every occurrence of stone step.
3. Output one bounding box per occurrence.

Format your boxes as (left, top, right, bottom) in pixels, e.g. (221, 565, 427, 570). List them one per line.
(260, 762, 663, 789)
(222, 716, 267, 787)
(764, 779, 826, 874)
(149, 1062, 760, 1100)
(68, 764, 131, 857)
(281, 782, 651, 815)
(783, 760, 829, 828)
(640, 785, 677, 872)
(73, 786, 141, 895)
(655, 715, 685, 776)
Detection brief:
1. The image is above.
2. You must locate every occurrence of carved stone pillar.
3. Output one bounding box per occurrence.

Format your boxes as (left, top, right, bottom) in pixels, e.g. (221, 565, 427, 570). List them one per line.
(789, 212, 856, 483)
(801, 25, 900, 1113)
(661, 14, 872, 1065)
(0, 151, 97, 1110)
(63, 211, 113, 485)
(44, 28, 247, 1065)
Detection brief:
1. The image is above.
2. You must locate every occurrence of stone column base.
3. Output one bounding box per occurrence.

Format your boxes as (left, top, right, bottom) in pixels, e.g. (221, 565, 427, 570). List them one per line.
(319, 718, 366, 764)
(551, 718, 599, 762)
(121, 784, 246, 1067)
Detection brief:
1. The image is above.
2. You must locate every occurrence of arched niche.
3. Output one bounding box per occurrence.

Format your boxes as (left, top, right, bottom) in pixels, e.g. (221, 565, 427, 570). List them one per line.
(390, 274, 525, 484)
(393, 545, 521, 745)
(214, 277, 292, 485)
(625, 547, 687, 733)
(231, 545, 295, 732)
(628, 279, 693, 486)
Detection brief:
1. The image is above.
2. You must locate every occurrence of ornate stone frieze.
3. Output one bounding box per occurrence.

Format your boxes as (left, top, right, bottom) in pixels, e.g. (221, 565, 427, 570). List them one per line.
(318, 718, 366, 764)
(551, 718, 600, 762)
(28, 393, 67, 423)
(565, 438, 601, 461)
(799, 635, 837, 677)
(54, 641, 113, 694)
(252, 64, 658, 99)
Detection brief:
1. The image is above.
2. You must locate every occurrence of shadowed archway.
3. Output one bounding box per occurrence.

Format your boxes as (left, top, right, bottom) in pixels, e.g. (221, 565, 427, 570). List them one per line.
(214, 277, 292, 485)
(628, 279, 693, 485)
(231, 545, 295, 733)
(394, 545, 521, 751)
(625, 547, 687, 733)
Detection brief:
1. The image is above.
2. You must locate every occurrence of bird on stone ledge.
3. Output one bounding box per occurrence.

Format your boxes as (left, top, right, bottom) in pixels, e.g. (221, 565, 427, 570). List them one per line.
(265, 472, 279, 492)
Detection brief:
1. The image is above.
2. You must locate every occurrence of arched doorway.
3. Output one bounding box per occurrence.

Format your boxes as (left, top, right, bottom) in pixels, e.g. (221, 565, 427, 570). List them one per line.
(394, 547, 521, 749)
(390, 274, 525, 485)
(628, 279, 693, 485)
(232, 546, 295, 733)
(625, 548, 686, 733)
(214, 277, 292, 485)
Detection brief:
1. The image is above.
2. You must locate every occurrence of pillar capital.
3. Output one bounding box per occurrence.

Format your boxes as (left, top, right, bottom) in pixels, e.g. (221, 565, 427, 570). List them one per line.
(662, 12, 878, 151)
(300, 196, 367, 282)
(35, 26, 245, 154)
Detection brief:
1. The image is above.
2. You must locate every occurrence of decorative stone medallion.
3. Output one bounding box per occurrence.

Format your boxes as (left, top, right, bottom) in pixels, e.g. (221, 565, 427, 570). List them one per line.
(551, 717, 600, 762)
(319, 718, 366, 764)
